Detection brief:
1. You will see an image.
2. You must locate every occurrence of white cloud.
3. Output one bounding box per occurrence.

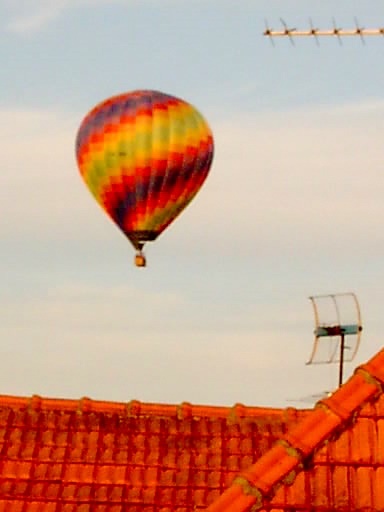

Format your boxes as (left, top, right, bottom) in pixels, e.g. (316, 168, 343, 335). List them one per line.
(171, 99, 384, 260)
(1, 279, 379, 406)
(2, 100, 384, 256)
(2, 0, 124, 34)
(2, 101, 384, 407)
(3, 0, 68, 33)
(0, 109, 90, 239)
(1, 279, 313, 405)
(3, 0, 206, 33)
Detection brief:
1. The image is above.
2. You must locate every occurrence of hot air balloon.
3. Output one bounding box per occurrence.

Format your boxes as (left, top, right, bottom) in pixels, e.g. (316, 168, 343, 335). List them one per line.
(76, 90, 214, 267)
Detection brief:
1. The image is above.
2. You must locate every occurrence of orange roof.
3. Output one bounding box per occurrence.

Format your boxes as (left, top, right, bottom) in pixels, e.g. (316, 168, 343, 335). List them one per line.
(0, 348, 383, 511)
(0, 395, 306, 511)
(207, 347, 384, 512)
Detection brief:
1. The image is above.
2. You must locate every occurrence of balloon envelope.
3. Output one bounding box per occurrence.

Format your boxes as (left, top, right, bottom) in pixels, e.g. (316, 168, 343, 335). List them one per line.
(76, 90, 214, 252)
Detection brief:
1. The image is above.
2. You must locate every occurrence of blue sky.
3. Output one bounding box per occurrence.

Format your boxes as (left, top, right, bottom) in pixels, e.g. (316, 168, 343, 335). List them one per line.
(2, 0, 384, 408)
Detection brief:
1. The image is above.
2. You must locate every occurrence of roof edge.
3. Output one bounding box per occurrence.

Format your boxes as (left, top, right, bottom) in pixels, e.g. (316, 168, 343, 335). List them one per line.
(0, 394, 291, 421)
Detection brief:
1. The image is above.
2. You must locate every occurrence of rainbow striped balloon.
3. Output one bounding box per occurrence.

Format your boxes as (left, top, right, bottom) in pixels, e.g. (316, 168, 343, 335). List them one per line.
(76, 90, 214, 265)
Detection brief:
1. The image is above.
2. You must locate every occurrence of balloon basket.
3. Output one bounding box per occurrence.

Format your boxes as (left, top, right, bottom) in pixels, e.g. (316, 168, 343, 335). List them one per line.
(135, 253, 146, 267)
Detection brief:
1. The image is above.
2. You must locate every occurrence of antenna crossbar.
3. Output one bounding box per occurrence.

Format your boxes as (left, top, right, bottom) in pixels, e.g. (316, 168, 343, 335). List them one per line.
(264, 19, 384, 44)
(264, 29, 384, 37)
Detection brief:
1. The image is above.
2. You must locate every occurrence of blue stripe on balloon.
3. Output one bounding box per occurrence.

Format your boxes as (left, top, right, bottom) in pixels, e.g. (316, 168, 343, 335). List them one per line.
(114, 190, 137, 228)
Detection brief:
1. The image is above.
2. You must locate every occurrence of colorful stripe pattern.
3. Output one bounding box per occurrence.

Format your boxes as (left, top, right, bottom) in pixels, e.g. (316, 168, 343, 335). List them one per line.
(76, 90, 214, 249)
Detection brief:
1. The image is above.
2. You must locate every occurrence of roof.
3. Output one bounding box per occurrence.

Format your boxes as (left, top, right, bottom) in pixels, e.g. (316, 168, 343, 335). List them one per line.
(0, 395, 307, 511)
(207, 347, 384, 512)
(0, 348, 383, 511)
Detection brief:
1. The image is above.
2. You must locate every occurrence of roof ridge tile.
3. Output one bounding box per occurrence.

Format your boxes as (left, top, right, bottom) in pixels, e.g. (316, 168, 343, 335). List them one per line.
(0, 394, 286, 419)
(176, 401, 193, 420)
(232, 476, 263, 505)
(205, 347, 384, 512)
(27, 395, 42, 412)
(355, 367, 384, 391)
(358, 348, 384, 384)
(76, 397, 92, 415)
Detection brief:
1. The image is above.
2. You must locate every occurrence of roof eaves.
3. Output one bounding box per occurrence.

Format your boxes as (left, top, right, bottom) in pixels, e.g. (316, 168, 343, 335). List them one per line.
(205, 348, 384, 512)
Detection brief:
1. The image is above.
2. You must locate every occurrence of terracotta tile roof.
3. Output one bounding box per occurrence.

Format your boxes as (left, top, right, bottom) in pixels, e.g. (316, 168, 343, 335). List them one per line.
(207, 348, 384, 512)
(0, 395, 306, 511)
(0, 348, 383, 511)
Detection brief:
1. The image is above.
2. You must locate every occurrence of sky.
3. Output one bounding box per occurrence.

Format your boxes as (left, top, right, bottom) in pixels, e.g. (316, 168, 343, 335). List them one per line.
(1, 0, 384, 409)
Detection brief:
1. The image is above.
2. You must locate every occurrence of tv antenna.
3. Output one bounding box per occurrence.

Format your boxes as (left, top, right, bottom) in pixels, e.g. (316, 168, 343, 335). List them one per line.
(263, 18, 384, 45)
(307, 292, 363, 387)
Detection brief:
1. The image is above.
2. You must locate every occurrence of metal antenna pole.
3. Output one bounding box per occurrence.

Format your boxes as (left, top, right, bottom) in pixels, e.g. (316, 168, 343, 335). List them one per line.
(339, 332, 345, 388)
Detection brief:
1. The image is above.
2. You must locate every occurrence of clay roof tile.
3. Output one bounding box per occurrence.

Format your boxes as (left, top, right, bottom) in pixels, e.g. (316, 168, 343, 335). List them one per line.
(206, 348, 384, 512)
(0, 348, 383, 511)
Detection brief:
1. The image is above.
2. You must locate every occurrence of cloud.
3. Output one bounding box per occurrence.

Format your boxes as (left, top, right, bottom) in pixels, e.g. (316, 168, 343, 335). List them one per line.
(172, 99, 384, 261)
(3, 0, 68, 33)
(2, 101, 384, 407)
(1, 279, 313, 405)
(0, 109, 87, 239)
(2, 0, 123, 34)
(1, 276, 380, 406)
(2, 100, 384, 258)
(3, 0, 211, 33)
